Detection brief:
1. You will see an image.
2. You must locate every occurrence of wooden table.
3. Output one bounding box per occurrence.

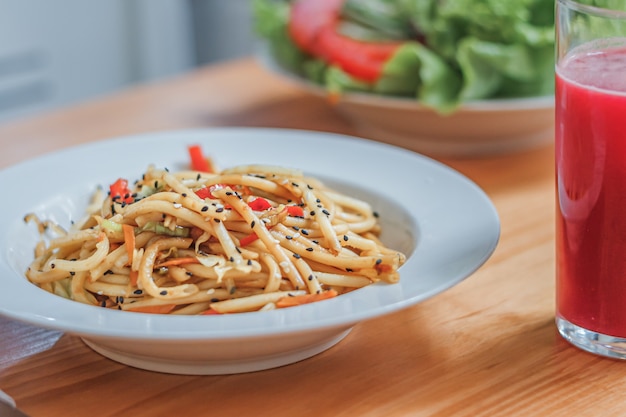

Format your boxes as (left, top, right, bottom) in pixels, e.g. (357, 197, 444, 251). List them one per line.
(0, 58, 622, 417)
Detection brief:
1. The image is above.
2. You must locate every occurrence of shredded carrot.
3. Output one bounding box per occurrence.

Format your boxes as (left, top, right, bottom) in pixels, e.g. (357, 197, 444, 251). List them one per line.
(200, 308, 221, 315)
(129, 270, 138, 287)
(122, 224, 135, 265)
(154, 257, 200, 268)
(127, 304, 176, 314)
(276, 290, 338, 308)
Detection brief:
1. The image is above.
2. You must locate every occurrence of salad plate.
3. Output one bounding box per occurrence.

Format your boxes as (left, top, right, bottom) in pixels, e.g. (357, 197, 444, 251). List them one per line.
(260, 51, 555, 157)
(0, 128, 500, 374)
(254, 0, 555, 157)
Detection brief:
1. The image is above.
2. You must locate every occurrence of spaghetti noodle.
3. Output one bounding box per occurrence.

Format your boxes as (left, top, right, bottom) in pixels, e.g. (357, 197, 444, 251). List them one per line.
(24, 147, 406, 314)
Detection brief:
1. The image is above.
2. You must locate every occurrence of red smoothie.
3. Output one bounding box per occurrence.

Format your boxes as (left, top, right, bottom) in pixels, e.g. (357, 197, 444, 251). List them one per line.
(556, 43, 626, 337)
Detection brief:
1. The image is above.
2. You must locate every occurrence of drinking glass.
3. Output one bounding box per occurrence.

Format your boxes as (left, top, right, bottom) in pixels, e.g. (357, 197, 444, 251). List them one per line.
(555, 0, 626, 358)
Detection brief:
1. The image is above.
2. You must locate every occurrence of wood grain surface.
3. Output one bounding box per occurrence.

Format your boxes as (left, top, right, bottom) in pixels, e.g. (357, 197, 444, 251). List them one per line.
(1, 58, 623, 417)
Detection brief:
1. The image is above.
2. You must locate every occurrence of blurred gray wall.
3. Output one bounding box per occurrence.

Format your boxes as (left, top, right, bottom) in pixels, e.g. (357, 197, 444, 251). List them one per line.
(0, 0, 256, 123)
(191, 0, 255, 64)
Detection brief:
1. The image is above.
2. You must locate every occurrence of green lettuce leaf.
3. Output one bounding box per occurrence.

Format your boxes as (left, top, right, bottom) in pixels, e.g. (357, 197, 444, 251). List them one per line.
(252, 0, 555, 113)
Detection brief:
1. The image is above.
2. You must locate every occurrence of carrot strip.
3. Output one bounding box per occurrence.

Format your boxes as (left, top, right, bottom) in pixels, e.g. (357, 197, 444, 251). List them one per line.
(276, 289, 338, 308)
(127, 304, 176, 314)
(129, 270, 139, 287)
(154, 257, 200, 268)
(122, 224, 135, 265)
(200, 308, 222, 315)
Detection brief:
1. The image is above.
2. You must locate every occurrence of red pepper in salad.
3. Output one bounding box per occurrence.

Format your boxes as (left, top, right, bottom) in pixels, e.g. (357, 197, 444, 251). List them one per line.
(288, 0, 401, 83)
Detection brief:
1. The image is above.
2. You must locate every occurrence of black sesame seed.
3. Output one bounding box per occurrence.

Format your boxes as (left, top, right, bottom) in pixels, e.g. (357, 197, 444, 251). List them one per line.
(216, 207, 224, 213)
(301, 229, 309, 235)
(160, 290, 168, 296)
(251, 220, 256, 228)
(229, 256, 234, 262)
(225, 191, 233, 196)
(293, 253, 301, 259)
(247, 259, 252, 265)
(69, 271, 75, 276)
(306, 247, 313, 252)
(346, 268, 353, 272)
(211, 298, 219, 303)
(201, 206, 209, 212)
(182, 193, 187, 197)
(214, 218, 221, 223)
(343, 235, 349, 241)
(310, 210, 315, 216)
(196, 173, 201, 180)
(50, 263, 55, 269)
(133, 289, 143, 295)
(286, 235, 293, 240)
(322, 209, 330, 216)
(308, 275, 314, 281)
(375, 259, 382, 265)
(373, 211, 380, 218)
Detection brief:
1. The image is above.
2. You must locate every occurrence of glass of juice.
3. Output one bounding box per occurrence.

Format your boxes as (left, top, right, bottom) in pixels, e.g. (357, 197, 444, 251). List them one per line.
(556, 0, 626, 358)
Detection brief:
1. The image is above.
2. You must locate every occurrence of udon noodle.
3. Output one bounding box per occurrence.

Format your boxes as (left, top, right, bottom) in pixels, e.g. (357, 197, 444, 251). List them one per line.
(24, 148, 406, 314)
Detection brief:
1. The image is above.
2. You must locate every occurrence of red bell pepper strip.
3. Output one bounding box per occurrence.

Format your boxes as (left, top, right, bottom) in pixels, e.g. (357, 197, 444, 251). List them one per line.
(248, 197, 272, 211)
(194, 184, 228, 200)
(286, 205, 304, 217)
(109, 178, 134, 204)
(188, 144, 213, 172)
(239, 233, 260, 247)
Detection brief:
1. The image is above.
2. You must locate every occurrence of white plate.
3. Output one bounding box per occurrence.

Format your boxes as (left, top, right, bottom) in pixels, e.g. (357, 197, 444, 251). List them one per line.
(0, 128, 500, 374)
(259, 50, 555, 157)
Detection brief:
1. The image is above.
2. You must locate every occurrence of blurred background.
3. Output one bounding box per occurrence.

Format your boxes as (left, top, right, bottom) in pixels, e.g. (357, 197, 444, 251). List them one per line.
(0, 0, 256, 123)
